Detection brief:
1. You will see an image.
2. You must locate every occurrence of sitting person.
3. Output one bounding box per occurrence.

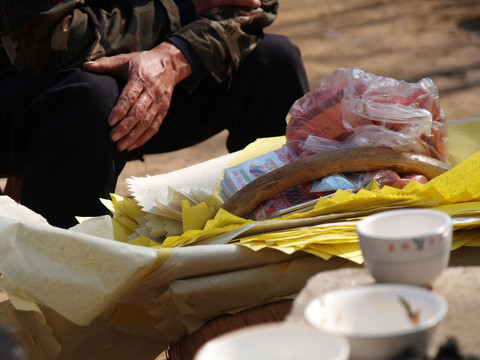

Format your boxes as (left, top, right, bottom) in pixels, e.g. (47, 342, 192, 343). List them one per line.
(0, 0, 309, 228)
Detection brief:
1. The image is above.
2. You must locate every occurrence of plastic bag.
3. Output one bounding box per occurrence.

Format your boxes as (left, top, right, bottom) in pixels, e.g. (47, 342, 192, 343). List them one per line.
(286, 67, 448, 162)
(365, 170, 428, 189)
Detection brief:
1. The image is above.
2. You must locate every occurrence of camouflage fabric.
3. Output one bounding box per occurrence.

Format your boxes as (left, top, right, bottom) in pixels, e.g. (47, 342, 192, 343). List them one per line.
(176, 1, 278, 83)
(0, 0, 278, 83)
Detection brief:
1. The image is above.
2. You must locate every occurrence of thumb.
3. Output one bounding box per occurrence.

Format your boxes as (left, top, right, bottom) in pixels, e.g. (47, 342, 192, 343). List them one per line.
(83, 55, 126, 75)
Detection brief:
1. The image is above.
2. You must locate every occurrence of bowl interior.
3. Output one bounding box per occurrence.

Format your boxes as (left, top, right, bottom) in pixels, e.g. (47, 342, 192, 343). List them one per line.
(194, 323, 350, 360)
(304, 284, 448, 339)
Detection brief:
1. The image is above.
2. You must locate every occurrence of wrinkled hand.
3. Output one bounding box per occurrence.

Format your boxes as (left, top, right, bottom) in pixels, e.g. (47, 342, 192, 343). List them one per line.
(193, 0, 265, 15)
(83, 42, 192, 151)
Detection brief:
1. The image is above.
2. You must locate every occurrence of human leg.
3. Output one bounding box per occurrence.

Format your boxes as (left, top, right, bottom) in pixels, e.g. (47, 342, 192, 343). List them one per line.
(0, 69, 126, 228)
(222, 33, 310, 151)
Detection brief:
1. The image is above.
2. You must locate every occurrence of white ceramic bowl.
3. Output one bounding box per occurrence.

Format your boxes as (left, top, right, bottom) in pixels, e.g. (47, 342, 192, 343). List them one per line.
(356, 209, 453, 286)
(304, 284, 448, 360)
(194, 323, 350, 360)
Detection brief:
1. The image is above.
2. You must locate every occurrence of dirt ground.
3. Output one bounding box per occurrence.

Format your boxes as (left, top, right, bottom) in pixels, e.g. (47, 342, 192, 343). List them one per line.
(117, 0, 480, 197)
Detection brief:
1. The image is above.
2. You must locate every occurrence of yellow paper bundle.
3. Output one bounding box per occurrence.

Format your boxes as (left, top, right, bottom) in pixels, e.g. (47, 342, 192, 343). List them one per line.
(160, 152, 480, 262)
(106, 120, 480, 265)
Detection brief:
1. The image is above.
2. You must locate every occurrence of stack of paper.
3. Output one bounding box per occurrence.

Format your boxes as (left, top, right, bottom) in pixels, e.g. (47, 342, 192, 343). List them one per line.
(157, 156, 480, 263)
(111, 153, 237, 243)
(109, 137, 289, 244)
(220, 146, 323, 219)
(3, 120, 480, 360)
(219, 146, 298, 198)
(103, 119, 480, 265)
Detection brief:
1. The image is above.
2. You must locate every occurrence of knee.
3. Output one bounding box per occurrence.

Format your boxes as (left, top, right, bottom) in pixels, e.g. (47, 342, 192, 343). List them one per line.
(245, 34, 309, 92)
(255, 34, 305, 71)
(24, 68, 122, 158)
(42, 69, 121, 137)
(56, 69, 121, 119)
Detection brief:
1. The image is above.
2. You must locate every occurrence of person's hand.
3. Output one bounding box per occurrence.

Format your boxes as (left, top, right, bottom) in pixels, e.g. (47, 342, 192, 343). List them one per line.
(83, 42, 192, 151)
(193, 0, 265, 16)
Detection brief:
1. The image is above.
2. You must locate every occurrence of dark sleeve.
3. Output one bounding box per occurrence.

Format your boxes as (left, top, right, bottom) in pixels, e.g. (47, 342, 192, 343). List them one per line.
(170, 0, 278, 85)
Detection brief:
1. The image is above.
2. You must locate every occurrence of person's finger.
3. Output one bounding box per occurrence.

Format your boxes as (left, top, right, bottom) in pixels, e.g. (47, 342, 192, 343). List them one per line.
(113, 91, 155, 150)
(115, 117, 147, 151)
(127, 113, 164, 151)
(108, 80, 143, 128)
(83, 55, 127, 75)
(232, 0, 261, 6)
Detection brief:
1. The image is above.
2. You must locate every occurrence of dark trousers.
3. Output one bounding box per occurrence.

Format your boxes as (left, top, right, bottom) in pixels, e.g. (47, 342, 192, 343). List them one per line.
(0, 34, 309, 228)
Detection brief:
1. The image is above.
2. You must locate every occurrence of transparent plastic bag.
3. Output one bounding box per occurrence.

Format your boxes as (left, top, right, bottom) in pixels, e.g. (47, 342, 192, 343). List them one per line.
(365, 169, 428, 189)
(286, 67, 448, 162)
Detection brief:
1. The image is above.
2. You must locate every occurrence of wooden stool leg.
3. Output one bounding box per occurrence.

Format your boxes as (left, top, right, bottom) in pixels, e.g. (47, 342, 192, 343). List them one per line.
(4, 176, 22, 202)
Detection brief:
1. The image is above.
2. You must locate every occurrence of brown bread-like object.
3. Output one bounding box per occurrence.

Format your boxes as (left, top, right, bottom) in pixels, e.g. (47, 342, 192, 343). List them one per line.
(221, 147, 451, 218)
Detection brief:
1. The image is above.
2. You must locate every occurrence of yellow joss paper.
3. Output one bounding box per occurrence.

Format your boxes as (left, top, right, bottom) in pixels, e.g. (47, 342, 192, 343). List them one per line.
(204, 208, 254, 229)
(414, 151, 480, 204)
(203, 192, 224, 209)
(162, 209, 253, 248)
(301, 247, 333, 261)
(110, 193, 146, 220)
(182, 200, 216, 232)
(451, 230, 479, 250)
(448, 118, 480, 166)
(116, 144, 480, 262)
(111, 211, 138, 234)
(111, 218, 131, 242)
(101, 194, 145, 238)
(285, 189, 432, 221)
(305, 243, 363, 263)
(127, 236, 159, 248)
(465, 237, 480, 247)
(431, 202, 480, 219)
(276, 150, 480, 224)
(235, 222, 362, 261)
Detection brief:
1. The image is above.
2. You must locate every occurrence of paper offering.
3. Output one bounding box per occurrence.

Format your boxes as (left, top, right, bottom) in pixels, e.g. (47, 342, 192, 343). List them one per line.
(2, 119, 480, 359)
(0, 214, 159, 326)
(220, 146, 322, 219)
(128, 151, 238, 215)
(220, 146, 298, 198)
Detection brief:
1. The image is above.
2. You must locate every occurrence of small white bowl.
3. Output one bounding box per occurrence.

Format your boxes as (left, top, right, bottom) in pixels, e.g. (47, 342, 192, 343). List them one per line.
(356, 209, 453, 286)
(194, 323, 350, 360)
(304, 284, 448, 360)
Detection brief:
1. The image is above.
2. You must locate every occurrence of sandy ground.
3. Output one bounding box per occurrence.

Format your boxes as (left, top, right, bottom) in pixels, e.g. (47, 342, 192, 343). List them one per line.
(116, 0, 480, 198)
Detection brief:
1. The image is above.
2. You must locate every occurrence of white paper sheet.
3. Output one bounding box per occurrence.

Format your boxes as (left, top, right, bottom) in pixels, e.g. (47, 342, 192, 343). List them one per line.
(128, 152, 238, 214)
(0, 214, 159, 326)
